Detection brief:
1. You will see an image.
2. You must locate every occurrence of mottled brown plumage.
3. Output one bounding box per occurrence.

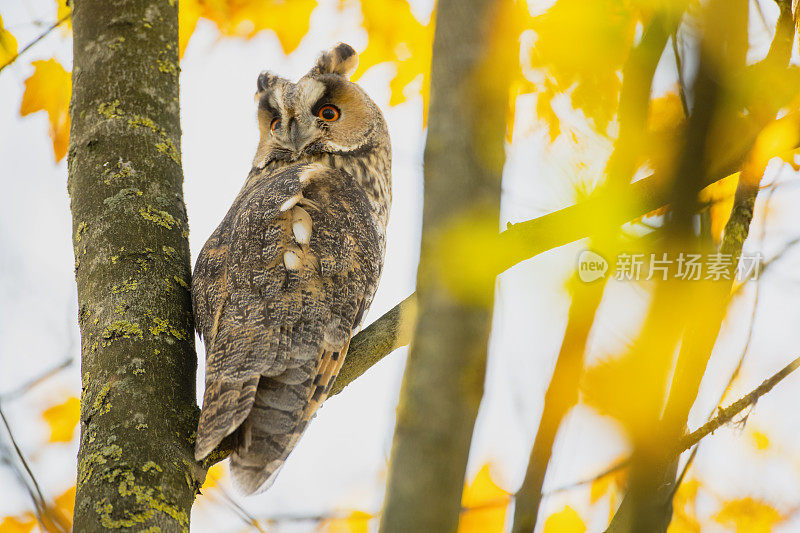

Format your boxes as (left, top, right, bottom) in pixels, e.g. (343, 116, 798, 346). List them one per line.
(192, 44, 391, 493)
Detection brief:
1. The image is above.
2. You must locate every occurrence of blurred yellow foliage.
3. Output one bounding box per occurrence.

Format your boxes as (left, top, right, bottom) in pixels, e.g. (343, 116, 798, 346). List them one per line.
(699, 173, 739, 243)
(750, 112, 800, 170)
(0, 486, 74, 532)
(39, 485, 75, 531)
(41, 396, 80, 443)
(749, 430, 771, 452)
(0, 14, 17, 66)
(20, 59, 72, 162)
(179, 0, 203, 58)
(458, 463, 510, 533)
(202, 462, 226, 490)
(667, 478, 701, 533)
(713, 497, 784, 533)
(55, 0, 72, 31)
(433, 207, 503, 307)
(542, 505, 586, 533)
(348, 0, 433, 109)
(0, 516, 35, 533)
(528, 0, 637, 137)
(589, 465, 627, 521)
(180, 0, 316, 56)
(53, 486, 75, 522)
(318, 510, 372, 533)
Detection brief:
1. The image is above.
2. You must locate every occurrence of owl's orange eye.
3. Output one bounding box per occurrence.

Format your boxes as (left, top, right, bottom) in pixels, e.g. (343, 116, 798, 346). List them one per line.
(318, 105, 340, 121)
(270, 118, 281, 134)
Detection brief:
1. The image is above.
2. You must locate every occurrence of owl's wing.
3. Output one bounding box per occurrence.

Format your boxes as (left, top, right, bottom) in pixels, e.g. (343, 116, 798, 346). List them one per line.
(192, 163, 383, 492)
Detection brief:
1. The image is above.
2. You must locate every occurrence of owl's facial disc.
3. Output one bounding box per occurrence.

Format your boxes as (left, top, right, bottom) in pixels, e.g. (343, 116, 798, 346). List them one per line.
(252, 45, 386, 169)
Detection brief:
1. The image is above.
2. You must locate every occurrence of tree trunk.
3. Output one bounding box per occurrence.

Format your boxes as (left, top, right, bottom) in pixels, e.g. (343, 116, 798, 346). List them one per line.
(379, 1, 508, 531)
(69, 0, 200, 530)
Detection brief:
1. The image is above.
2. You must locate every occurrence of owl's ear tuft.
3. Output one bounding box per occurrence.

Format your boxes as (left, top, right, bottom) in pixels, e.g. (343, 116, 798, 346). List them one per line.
(256, 71, 282, 94)
(310, 43, 358, 79)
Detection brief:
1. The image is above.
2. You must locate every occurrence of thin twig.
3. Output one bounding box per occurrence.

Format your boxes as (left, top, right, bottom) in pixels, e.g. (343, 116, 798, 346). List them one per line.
(0, 404, 49, 529)
(0, 358, 73, 402)
(215, 485, 268, 532)
(678, 353, 800, 453)
(544, 457, 630, 496)
(0, 13, 71, 74)
(228, 352, 800, 528)
(672, 32, 690, 117)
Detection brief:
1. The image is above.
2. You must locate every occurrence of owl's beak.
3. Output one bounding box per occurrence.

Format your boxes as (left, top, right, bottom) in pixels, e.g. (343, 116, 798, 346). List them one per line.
(288, 118, 307, 153)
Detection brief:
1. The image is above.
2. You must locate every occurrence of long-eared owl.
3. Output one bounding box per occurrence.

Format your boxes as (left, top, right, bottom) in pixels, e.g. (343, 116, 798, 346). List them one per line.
(192, 43, 391, 493)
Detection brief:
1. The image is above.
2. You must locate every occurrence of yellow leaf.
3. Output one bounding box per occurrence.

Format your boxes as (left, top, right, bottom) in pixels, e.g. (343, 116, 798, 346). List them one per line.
(750, 430, 771, 451)
(179, 0, 202, 58)
(647, 91, 686, 132)
(202, 463, 226, 490)
(542, 505, 586, 533)
(0, 515, 35, 533)
(590, 473, 613, 504)
(667, 513, 702, 533)
(528, 0, 637, 135)
(751, 113, 800, 169)
(714, 498, 784, 533)
(668, 479, 701, 533)
(39, 485, 75, 532)
(41, 396, 80, 442)
(699, 173, 739, 243)
(54, 485, 76, 519)
(319, 510, 372, 533)
(198, 0, 317, 55)
(55, 0, 72, 32)
(459, 464, 510, 533)
(350, 0, 433, 109)
(589, 466, 627, 522)
(0, 14, 17, 66)
(20, 59, 72, 162)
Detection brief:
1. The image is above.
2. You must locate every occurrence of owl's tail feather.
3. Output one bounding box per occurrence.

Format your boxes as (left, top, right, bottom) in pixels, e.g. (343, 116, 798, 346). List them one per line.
(195, 375, 261, 461)
(230, 346, 348, 494)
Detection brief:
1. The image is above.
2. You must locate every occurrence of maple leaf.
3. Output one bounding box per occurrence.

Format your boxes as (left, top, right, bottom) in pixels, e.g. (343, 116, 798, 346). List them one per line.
(348, 0, 433, 110)
(458, 463, 511, 533)
(0, 14, 18, 67)
(20, 58, 72, 162)
(41, 396, 80, 442)
(197, 0, 316, 55)
(527, 0, 638, 138)
(542, 505, 586, 533)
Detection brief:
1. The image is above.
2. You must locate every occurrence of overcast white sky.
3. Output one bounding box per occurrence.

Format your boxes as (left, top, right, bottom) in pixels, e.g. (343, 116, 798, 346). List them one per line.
(4, 0, 800, 531)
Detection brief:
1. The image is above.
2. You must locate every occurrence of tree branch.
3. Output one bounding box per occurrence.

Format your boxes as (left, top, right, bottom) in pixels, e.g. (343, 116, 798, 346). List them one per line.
(329, 294, 417, 397)
(677, 353, 800, 453)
